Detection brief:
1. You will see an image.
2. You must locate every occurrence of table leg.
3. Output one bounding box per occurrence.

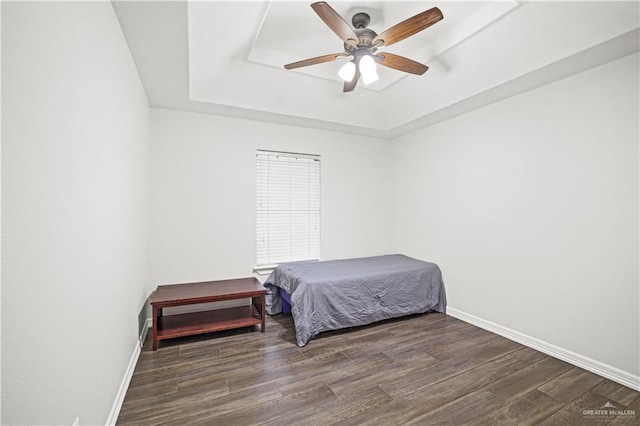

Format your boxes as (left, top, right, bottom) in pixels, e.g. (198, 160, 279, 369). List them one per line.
(260, 293, 266, 333)
(152, 304, 159, 351)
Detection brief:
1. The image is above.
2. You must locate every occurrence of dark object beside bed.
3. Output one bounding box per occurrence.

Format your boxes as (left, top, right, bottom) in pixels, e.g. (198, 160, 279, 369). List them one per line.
(263, 254, 447, 347)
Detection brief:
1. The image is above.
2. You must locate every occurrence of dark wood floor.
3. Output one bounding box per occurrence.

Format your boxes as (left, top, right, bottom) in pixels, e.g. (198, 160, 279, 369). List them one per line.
(117, 313, 639, 425)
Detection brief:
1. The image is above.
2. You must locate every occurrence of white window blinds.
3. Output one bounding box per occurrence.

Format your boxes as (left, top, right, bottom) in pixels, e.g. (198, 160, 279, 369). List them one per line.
(256, 150, 321, 266)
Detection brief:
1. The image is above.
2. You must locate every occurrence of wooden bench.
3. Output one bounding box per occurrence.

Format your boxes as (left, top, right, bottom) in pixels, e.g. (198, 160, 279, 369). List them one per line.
(150, 277, 266, 350)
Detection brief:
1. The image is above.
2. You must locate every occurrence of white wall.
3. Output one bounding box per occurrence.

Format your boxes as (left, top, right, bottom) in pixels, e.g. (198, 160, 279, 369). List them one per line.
(150, 108, 390, 285)
(390, 53, 639, 383)
(3, 6, 636, 425)
(2, 2, 150, 424)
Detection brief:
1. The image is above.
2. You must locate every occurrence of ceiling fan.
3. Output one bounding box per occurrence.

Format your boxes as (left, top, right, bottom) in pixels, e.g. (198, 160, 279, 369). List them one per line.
(284, 1, 444, 92)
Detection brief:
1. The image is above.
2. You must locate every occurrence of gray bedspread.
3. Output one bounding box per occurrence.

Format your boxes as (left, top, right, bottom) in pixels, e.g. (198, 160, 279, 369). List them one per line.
(263, 254, 446, 347)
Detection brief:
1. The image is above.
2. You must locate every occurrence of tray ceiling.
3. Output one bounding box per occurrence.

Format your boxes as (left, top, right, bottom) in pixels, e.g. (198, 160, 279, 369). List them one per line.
(113, 1, 640, 139)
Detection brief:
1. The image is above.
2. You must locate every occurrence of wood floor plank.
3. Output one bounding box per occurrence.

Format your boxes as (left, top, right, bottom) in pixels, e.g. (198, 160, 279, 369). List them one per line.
(510, 345, 550, 364)
(610, 396, 640, 425)
(133, 347, 181, 374)
(406, 389, 503, 425)
(381, 355, 534, 424)
(327, 353, 409, 398)
(141, 381, 282, 425)
(391, 353, 529, 404)
(189, 384, 337, 425)
(375, 359, 461, 398)
(591, 378, 640, 406)
(127, 364, 182, 389)
(120, 377, 179, 403)
(469, 389, 564, 425)
(340, 397, 422, 425)
(223, 348, 308, 394)
(274, 351, 353, 396)
(440, 336, 523, 370)
(537, 366, 603, 403)
(536, 388, 618, 425)
(303, 385, 393, 425)
(118, 381, 234, 424)
(487, 356, 573, 401)
(424, 328, 504, 362)
(177, 368, 231, 392)
(116, 313, 640, 425)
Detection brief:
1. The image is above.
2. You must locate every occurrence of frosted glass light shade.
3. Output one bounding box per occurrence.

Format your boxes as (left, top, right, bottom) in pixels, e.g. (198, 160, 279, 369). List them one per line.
(338, 61, 356, 81)
(361, 69, 379, 85)
(360, 55, 375, 74)
(360, 55, 378, 85)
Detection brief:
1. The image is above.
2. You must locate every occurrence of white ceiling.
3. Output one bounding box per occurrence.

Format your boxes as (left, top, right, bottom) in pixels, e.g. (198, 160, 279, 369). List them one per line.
(113, 1, 639, 139)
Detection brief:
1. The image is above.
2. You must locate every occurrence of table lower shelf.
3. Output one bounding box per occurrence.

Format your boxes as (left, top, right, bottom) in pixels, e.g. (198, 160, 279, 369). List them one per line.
(157, 306, 262, 341)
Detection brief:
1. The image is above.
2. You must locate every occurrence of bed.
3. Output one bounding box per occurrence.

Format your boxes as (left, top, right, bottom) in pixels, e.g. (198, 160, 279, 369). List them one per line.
(263, 254, 446, 347)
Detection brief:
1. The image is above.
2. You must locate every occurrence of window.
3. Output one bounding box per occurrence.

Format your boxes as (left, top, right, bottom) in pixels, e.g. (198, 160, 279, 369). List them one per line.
(256, 150, 320, 267)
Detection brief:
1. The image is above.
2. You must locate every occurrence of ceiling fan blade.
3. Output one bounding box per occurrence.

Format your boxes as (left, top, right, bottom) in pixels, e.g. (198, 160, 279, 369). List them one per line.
(373, 7, 443, 48)
(343, 76, 358, 92)
(284, 52, 346, 70)
(375, 52, 428, 75)
(311, 2, 358, 47)
(343, 61, 359, 92)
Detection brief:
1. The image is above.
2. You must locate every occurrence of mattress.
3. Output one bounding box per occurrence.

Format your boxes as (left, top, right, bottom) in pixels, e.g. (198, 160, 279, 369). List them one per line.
(263, 254, 446, 346)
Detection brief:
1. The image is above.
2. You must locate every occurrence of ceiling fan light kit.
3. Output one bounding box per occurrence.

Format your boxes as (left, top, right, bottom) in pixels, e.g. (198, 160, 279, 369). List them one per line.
(359, 55, 379, 84)
(338, 61, 356, 81)
(283, 1, 444, 92)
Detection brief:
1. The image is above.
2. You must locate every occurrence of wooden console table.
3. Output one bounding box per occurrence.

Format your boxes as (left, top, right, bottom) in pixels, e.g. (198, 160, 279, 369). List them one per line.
(150, 277, 266, 350)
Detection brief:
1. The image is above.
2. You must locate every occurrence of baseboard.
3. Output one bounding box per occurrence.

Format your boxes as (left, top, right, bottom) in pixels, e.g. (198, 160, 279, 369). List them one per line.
(105, 325, 148, 426)
(447, 307, 640, 391)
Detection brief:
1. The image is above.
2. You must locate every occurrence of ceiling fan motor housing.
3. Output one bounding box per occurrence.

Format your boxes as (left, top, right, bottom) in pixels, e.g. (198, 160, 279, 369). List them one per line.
(344, 13, 378, 52)
(355, 27, 377, 46)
